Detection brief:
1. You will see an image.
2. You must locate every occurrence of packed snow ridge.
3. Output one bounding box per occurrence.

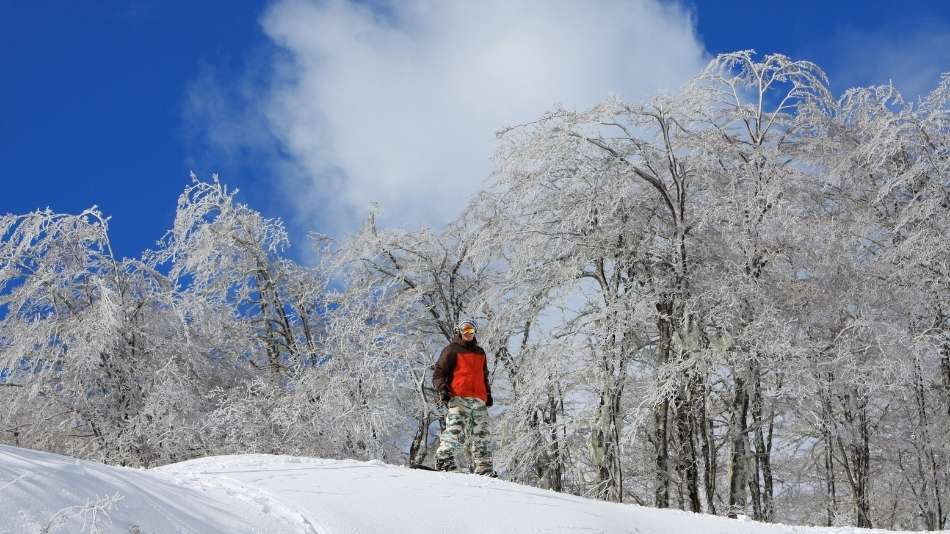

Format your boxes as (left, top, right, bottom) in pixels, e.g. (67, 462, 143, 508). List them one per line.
(0, 445, 910, 533)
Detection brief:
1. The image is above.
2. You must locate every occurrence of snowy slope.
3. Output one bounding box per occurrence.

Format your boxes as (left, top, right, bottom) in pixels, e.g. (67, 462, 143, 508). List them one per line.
(0, 445, 915, 534)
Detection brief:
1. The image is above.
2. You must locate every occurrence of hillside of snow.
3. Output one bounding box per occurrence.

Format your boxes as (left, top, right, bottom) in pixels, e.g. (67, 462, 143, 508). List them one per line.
(0, 445, 916, 534)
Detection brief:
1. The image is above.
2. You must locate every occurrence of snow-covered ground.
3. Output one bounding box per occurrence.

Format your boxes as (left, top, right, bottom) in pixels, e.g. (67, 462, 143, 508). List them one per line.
(0, 444, 915, 533)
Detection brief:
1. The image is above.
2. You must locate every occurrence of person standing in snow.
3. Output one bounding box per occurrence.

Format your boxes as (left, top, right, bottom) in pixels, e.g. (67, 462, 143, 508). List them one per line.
(432, 319, 495, 476)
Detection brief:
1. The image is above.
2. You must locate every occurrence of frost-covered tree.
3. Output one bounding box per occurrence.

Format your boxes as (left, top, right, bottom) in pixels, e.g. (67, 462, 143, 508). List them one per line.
(481, 50, 948, 527)
(784, 75, 950, 529)
(0, 207, 185, 465)
(149, 176, 312, 379)
(682, 51, 835, 520)
(489, 105, 667, 502)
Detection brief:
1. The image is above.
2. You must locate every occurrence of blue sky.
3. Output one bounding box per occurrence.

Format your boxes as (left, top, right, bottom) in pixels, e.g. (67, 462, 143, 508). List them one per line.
(3, 0, 949, 263)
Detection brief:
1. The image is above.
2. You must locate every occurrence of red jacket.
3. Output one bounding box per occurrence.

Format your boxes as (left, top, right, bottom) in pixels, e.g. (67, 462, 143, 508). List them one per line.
(432, 337, 492, 405)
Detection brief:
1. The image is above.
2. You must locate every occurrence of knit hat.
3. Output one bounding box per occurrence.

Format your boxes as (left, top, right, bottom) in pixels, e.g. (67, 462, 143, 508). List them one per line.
(455, 318, 477, 334)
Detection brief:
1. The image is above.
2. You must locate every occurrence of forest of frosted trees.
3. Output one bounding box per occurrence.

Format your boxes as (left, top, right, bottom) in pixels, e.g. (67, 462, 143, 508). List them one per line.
(1, 52, 948, 530)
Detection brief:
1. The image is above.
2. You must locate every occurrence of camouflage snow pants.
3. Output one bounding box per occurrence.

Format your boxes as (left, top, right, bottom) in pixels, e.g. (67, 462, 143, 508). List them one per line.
(435, 396, 493, 474)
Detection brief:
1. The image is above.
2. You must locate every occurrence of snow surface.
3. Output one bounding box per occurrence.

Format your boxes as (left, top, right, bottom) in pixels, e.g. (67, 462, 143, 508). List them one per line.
(0, 444, 919, 533)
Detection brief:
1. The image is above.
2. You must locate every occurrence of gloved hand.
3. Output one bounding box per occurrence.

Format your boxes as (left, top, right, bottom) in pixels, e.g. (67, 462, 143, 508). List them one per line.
(486, 395, 493, 407)
(440, 389, 451, 403)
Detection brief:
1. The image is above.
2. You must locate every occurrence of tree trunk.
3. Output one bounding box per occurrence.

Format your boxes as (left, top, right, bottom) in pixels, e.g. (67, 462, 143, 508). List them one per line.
(674, 381, 702, 512)
(697, 377, 717, 515)
(408, 412, 432, 466)
(530, 378, 565, 492)
(818, 370, 839, 526)
(747, 433, 763, 520)
(255, 274, 282, 384)
(835, 389, 873, 528)
(822, 424, 838, 526)
(727, 373, 749, 518)
(592, 381, 624, 502)
(654, 299, 673, 508)
(543, 381, 564, 492)
(911, 358, 945, 530)
(258, 266, 300, 366)
(942, 333, 950, 418)
(654, 399, 671, 508)
(749, 361, 774, 521)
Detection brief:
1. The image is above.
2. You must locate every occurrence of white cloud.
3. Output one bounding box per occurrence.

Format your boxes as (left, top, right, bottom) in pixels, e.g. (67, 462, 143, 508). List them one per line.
(821, 22, 950, 100)
(200, 0, 708, 235)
